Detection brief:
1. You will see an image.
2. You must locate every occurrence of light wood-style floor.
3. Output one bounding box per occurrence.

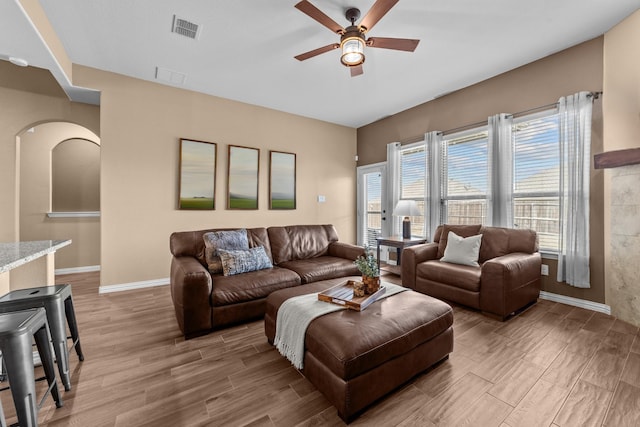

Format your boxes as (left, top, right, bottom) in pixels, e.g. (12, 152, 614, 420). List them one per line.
(1, 271, 639, 426)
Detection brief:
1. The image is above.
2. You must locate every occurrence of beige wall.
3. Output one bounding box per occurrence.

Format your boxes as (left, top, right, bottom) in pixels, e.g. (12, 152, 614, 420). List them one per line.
(0, 76, 99, 244)
(19, 122, 100, 269)
(52, 138, 101, 211)
(603, 10, 640, 325)
(357, 38, 606, 303)
(73, 66, 357, 287)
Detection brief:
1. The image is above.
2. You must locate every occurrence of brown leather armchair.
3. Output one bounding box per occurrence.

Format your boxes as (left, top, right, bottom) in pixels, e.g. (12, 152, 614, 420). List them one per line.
(402, 224, 541, 320)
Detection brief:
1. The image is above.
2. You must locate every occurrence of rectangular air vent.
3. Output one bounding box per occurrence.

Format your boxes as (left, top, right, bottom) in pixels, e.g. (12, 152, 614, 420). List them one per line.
(172, 15, 199, 39)
(155, 67, 187, 85)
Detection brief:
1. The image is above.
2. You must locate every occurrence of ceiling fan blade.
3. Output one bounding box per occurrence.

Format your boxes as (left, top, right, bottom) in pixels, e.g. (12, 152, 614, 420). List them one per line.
(295, 0, 344, 34)
(295, 43, 340, 61)
(367, 37, 420, 52)
(350, 65, 364, 77)
(359, 0, 399, 32)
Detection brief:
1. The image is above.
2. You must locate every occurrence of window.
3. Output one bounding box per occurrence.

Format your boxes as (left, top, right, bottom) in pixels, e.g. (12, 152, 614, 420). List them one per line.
(399, 144, 426, 236)
(512, 112, 560, 251)
(442, 129, 489, 225)
(390, 109, 565, 254)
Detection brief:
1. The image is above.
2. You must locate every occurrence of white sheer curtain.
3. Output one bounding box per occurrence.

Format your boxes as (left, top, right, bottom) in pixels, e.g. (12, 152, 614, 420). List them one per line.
(487, 113, 514, 227)
(426, 131, 443, 241)
(557, 92, 591, 288)
(386, 142, 401, 237)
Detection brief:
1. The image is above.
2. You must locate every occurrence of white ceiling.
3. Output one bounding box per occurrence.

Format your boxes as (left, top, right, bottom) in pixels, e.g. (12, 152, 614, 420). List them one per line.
(2, 1, 640, 128)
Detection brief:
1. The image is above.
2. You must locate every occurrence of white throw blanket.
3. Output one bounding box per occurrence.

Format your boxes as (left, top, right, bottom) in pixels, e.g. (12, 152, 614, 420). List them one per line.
(274, 283, 408, 369)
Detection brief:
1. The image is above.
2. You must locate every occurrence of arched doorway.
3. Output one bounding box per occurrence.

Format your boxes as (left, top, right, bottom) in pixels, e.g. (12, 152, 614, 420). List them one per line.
(17, 122, 101, 274)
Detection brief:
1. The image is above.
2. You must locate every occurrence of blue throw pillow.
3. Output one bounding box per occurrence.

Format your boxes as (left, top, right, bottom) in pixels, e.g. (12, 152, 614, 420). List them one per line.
(218, 246, 273, 276)
(203, 229, 249, 274)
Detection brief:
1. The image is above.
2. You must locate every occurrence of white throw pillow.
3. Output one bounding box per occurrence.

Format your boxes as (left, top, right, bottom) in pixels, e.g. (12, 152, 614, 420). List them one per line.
(440, 231, 483, 267)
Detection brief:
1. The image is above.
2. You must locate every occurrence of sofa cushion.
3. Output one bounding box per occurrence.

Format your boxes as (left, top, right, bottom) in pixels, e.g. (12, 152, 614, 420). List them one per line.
(218, 246, 273, 276)
(477, 226, 510, 263)
(441, 231, 483, 267)
(437, 224, 482, 258)
(247, 228, 274, 263)
(418, 260, 481, 292)
(506, 228, 539, 254)
(210, 267, 301, 306)
(203, 229, 249, 273)
(477, 226, 538, 262)
(268, 225, 339, 264)
(170, 227, 270, 267)
(279, 256, 360, 284)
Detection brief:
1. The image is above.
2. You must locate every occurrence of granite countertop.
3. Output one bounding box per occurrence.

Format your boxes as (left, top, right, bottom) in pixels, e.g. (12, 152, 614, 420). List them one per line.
(0, 240, 71, 274)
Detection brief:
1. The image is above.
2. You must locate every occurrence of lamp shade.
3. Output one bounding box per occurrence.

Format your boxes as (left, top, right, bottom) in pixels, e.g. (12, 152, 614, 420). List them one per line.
(340, 36, 365, 66)
(393, 200, 420, 217)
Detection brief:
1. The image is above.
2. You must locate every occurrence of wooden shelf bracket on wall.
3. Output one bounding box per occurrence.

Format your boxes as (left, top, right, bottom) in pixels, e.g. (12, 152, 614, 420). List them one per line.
(594, 147, 640, 169)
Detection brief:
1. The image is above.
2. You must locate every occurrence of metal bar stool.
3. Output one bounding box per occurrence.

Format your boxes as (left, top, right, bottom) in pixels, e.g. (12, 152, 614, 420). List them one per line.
(0, 308, 62, 427)
(0, 395, 6, 427)
(0, 285, 84, 392)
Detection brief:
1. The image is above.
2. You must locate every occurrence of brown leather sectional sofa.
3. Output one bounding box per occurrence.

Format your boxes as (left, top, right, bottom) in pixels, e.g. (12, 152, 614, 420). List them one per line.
(402, 224, 542, 320)
(169, 224, 363, 338)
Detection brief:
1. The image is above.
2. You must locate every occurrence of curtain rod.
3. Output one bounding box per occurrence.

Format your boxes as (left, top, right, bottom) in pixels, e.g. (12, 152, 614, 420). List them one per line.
(512, 91, 602, 119)
(397, 91, 603, 144)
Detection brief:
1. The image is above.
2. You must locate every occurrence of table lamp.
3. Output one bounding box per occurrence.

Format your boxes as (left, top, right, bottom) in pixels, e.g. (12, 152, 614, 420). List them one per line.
(393, 200, 420, 239)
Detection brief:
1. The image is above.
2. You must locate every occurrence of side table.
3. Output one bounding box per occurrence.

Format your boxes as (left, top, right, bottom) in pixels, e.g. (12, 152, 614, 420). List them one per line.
(376, 236, 427, 276)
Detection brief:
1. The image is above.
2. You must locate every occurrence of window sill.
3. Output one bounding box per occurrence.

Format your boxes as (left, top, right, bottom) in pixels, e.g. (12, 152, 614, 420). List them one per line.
(540, 251, 558, 260)
(46, 212, 100, 218)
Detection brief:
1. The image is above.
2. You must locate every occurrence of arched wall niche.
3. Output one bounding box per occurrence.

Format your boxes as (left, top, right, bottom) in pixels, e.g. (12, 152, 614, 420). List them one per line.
(18, 121, 101, 271)
(52, 138, 100, 212)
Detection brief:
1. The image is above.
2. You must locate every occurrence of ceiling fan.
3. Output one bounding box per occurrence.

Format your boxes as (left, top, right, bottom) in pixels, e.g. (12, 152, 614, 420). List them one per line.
(294, 0, 420, 77)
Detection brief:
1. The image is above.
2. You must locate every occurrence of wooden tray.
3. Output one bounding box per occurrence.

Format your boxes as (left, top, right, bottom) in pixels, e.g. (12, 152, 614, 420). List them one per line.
(318, 280, 386, 311)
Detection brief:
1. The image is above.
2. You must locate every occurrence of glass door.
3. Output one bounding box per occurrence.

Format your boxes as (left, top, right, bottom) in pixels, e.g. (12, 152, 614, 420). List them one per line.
(356, 163, 388, 256)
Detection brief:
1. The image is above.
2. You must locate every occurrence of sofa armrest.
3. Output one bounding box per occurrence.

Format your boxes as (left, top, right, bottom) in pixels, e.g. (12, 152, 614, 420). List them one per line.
(328, 242, 365, 261)
(401, 243, 439, 289)
(480, 252, 542, 318)
(170, 256, 213, 338)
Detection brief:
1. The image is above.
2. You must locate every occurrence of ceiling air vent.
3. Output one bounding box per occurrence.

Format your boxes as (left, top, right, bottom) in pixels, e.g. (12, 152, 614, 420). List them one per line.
(172, 15, 199, 39)
(155, 67, 187, 85)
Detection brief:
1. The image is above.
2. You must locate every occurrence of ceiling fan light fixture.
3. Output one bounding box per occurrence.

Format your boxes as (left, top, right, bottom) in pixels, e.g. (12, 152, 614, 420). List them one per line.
(294, 1, 420, 76)
(340, 35, 365, 67)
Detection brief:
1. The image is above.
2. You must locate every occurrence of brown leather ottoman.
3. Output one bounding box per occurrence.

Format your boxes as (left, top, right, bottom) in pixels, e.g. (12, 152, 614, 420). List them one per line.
(264, 276, 454, 422)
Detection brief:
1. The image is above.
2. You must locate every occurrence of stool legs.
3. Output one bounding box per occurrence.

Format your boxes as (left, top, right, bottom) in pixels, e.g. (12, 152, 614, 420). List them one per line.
(33, 325, 63, 409)
(0, 309, 63, 426)
(45, 301, 72, 391)
(64, 296, 84, 362)
(3, 334, 39, 426)
(0, 395, 6, 427)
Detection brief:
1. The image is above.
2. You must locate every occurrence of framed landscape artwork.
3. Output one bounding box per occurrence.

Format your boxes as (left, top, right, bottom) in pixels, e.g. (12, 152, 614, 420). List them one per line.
(269, 151, 296, 210)
(227, 145, 259, 209)
(178, 139, 216, 210)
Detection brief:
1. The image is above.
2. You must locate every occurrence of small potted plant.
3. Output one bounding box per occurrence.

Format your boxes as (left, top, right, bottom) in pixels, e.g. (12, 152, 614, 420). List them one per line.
(354, 246, 380, 294)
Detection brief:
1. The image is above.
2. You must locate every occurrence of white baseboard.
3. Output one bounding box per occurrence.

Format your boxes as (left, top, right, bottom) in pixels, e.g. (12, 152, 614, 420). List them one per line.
(539, 291, 611, 315)
(55, 265, 101, 275)
(98, 278, 169, 294)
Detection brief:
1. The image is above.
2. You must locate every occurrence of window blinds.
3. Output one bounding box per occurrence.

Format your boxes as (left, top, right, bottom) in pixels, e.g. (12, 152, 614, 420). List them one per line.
(513, 115, 560, 195)
(443, 131, 489, 225)
(399, 145, 426, 236)
(512, 113, 561, 250)
(365, 172, 383, 247)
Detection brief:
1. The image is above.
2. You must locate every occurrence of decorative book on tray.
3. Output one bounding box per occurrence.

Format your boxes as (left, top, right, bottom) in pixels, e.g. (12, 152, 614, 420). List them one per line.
(318, 280, 386, 311)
